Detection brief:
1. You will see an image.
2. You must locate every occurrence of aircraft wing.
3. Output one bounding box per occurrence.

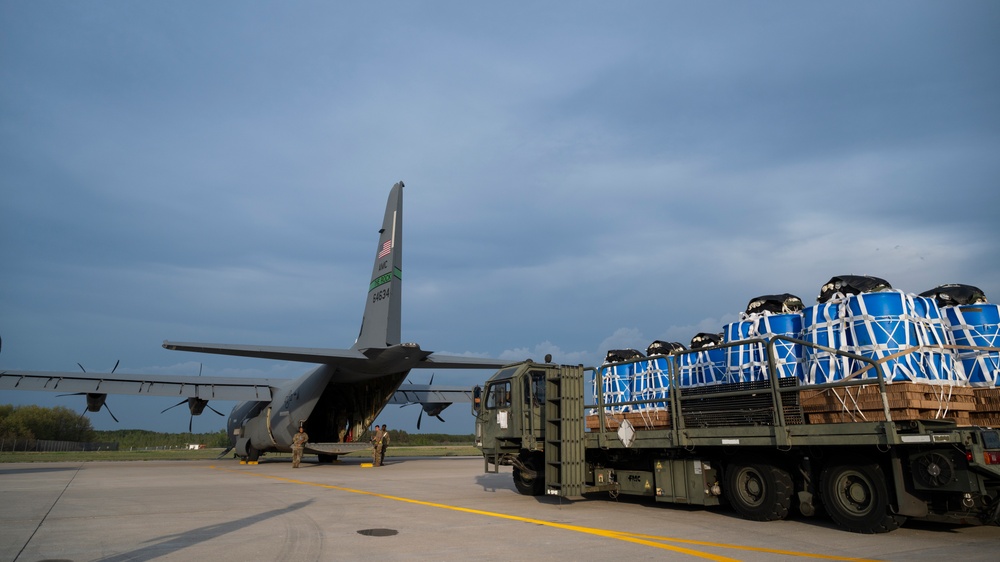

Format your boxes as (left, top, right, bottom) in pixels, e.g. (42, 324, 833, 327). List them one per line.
(389, 384, 473, 404)
(0, 370, 281, 401)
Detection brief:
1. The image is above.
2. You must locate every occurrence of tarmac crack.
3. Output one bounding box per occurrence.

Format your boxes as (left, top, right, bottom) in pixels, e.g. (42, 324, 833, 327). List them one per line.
(14, 463, 84, 562)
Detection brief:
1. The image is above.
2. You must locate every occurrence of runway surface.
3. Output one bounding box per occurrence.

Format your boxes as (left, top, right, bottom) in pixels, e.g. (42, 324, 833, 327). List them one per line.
(2, 455, 997, 561)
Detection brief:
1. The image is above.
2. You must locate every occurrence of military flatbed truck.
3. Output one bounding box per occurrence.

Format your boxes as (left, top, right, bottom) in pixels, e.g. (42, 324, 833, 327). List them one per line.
(473, 341, 1000, 533)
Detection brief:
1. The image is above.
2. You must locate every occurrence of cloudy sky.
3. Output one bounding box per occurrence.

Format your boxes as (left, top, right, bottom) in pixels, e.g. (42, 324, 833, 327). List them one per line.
(2, 2, 998, 435)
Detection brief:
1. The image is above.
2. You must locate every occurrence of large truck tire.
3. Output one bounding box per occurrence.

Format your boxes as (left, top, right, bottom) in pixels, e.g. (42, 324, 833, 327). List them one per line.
(820, 458, 906, 533)
(724, 461, 792, 521)
(513, 452, 545, 496)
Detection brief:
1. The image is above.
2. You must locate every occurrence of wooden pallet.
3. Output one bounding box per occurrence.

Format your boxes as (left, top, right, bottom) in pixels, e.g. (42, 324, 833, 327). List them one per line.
(585, 410, 671, 430)
(807, 409, 972, 425)
(974, 387, 1000, 409)
(802, 384, 975, 410)
(801, 382, 976, 424)
(971, 388, 1000, 427)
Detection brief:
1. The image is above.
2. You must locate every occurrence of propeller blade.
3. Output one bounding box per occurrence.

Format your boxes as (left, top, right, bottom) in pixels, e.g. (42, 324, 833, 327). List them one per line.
(161, 399, 188, 414)
(77, 363, 86, 373)
(111, 360, 120, 374)
(57, 392, 86, 397)
(207, 405, 225, 417)
(417, 409, 423, 431)
(188, 415, 193, 433)
(104, 404, 119, 423)
(217, 446, 234, 459)
(435, 414, 445, 423)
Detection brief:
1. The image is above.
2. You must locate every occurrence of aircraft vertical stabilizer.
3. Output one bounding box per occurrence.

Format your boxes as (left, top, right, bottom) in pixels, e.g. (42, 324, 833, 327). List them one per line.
(353, 181, 404, 350)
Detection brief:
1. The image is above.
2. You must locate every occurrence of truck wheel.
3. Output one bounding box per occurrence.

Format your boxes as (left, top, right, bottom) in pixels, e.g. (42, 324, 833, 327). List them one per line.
(246, 443, 260, 462)
(724, 461, 792, 521)
(820, 459, 906, 533)
(513, 453, 545, 496)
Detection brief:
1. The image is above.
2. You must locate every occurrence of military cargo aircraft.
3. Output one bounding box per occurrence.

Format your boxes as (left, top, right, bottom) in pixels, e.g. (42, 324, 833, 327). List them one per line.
(0, 181, 511, 462)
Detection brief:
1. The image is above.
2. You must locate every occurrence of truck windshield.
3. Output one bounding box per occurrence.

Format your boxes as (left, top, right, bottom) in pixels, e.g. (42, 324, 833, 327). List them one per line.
(486, 380, 511, 409)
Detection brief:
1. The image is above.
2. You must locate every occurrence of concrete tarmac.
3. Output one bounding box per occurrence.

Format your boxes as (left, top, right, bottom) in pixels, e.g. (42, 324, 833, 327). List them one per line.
(2, 456, 997, 562)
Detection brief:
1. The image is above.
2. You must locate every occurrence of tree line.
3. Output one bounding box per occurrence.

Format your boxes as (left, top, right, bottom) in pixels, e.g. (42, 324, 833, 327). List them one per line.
(382, 429, 473, 446)
(0, 404, 226, 448)
(0, 404, 94, 442)
(2, 404, 473, 448)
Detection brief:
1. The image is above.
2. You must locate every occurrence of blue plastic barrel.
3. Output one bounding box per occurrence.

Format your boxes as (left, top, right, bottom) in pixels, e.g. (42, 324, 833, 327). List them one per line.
(598, 362, 633, 412)
(843, 291, 923, 382)
(676, 348, 725, 387)
(802, 302, 845, 384)
(755, 313, 804, 381)
(912, 295, 961, 383)
(631, 358, 670, 410)
(945, 304, 1000, 387)
(724, 320, 760, 383)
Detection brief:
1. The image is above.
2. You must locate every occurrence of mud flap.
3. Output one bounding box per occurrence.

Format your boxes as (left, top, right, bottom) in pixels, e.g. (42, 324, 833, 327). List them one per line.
(891, 452, 929, 517)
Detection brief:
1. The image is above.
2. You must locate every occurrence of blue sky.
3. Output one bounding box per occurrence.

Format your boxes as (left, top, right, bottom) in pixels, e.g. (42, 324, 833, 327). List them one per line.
(2, 2, 998, 435)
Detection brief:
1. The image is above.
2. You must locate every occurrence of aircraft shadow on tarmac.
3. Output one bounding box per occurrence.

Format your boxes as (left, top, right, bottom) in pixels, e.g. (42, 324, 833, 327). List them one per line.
(0, 466, 82, 476)
(94, 499, 316, 562)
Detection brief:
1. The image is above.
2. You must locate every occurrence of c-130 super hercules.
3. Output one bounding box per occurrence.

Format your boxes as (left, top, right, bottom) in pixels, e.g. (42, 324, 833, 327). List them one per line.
(1, 182, 512, 462)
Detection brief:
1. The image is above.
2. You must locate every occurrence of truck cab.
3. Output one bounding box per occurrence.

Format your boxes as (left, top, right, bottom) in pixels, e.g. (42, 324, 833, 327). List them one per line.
(474, 362, 549, 495)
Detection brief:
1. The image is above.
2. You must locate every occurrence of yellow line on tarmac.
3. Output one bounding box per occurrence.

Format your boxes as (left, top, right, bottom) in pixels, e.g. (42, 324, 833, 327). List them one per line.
(608, 530, 877, 561)
(209, 465, 879, 562)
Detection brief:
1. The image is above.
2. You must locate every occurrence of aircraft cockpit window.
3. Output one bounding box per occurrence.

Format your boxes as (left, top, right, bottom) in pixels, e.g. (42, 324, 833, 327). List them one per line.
(486, 381, 511, 409)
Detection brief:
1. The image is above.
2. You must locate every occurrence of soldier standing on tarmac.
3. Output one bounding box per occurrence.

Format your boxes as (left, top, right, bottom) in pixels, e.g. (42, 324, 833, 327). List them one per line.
(371, 425, 384, 466)
(291, 426, 309, 468)
(379, 424, 390, 466)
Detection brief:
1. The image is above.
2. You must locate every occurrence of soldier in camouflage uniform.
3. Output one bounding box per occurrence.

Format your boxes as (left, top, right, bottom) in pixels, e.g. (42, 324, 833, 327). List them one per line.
(291, 426, 309, 468)
(379, 424, 390, 466)
(371, 425, 384, 466)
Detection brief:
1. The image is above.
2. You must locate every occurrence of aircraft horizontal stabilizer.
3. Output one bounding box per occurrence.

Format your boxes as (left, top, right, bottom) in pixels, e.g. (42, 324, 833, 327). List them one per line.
(418, 353, 511, 370)
(162, 341, 368, 364)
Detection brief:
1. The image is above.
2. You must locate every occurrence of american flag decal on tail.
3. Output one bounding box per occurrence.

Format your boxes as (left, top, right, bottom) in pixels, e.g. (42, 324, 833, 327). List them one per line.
(378, 239, 392, 259)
